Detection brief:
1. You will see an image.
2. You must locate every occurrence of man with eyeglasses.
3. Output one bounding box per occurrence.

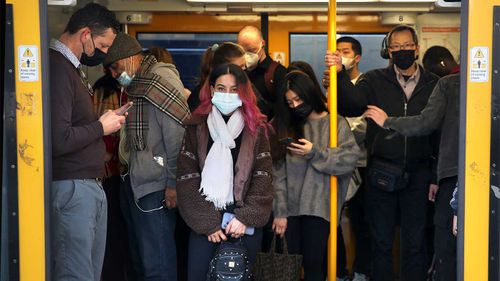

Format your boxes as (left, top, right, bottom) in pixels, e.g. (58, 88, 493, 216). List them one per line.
(325, 25, 440, 281)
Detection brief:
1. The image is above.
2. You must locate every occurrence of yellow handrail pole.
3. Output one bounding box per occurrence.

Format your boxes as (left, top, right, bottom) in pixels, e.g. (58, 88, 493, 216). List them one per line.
(327, 0, 338, 280)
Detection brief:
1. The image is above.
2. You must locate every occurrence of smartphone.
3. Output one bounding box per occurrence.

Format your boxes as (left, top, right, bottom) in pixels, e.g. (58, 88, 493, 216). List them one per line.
(221, 212, 255, 235)
(116, 101, 133, 115)
(278, 137, 297, 146)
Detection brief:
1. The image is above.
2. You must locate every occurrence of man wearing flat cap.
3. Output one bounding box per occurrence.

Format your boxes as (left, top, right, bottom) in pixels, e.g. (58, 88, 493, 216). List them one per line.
(105, 32, 190, 281)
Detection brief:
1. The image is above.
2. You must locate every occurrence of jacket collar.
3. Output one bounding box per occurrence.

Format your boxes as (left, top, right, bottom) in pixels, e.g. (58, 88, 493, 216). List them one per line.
(381, 64, 439, 99)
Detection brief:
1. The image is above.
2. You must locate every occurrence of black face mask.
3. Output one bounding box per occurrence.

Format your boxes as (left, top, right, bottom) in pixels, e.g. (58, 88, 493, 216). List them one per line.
(291, 103, 313, 119)
(80, 35, 106, 67)
(391, 50, 416, 70)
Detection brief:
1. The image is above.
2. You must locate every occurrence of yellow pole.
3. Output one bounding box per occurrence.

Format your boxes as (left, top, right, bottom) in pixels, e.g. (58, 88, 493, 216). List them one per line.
(327, 0, 338, 280)
(6, 0, 47, 280)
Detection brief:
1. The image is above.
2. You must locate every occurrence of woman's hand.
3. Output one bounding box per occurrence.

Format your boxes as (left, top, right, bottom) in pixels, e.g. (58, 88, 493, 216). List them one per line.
(208, 229, 227, 243)
(287, 139, 313, 156)
(225, 218, 247, 239)
(272, 217, 288, 238)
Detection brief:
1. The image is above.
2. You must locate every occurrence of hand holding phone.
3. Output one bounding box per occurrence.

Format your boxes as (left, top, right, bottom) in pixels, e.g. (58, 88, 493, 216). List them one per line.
(278, 137, 297, 146)
(115, 101, 133, 116)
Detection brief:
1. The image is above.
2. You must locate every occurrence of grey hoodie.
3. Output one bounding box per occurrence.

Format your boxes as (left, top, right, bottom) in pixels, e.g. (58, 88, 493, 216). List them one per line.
(125, 62, 187, 199)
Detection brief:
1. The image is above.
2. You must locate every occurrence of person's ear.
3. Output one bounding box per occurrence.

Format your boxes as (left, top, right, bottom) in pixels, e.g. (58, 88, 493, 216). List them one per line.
(79, 27, 91, 42)
(355, 55, 362, 64)
(210, 86, 215, 97)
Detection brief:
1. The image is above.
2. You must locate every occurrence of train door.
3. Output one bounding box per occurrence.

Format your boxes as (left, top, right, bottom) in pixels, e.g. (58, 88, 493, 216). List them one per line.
(1, 0, 50, 281)
(459, 0, 500, 280)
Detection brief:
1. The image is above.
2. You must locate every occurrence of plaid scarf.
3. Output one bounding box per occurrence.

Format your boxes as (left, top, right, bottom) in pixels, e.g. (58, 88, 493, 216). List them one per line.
(126, 55, 191, 151)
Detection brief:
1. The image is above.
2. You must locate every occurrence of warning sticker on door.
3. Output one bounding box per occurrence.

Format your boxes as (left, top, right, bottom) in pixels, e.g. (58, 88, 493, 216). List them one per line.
(18, 45, 39, 82)
(469, 47, 489, 83)
(273, 52, 286, 64)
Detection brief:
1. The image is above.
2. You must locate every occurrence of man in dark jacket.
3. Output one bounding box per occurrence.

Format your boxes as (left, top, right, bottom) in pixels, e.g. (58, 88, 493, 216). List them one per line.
(238, 25, 287, 119)
(365, 73, 460, 281)
(326, 25, 439, 281)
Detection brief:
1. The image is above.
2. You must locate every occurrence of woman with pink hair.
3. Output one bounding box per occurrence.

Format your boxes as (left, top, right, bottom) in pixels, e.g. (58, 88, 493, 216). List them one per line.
(176, 63, 273, 281)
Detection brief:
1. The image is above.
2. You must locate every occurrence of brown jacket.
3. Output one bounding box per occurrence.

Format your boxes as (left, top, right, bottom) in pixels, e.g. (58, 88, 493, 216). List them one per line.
(176, 116, 274, 236)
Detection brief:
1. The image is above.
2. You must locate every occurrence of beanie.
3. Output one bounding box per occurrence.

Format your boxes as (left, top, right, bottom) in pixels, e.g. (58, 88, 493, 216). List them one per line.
(103, 32, 142, 66)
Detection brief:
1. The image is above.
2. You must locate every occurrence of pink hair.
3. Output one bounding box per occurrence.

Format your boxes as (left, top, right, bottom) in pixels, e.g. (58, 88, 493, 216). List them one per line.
(194, 79, 268, 136)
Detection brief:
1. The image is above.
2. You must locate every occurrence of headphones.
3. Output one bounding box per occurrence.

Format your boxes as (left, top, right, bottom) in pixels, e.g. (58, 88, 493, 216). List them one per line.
(380, 34, 390, 59)
(379, 25, 418, 60)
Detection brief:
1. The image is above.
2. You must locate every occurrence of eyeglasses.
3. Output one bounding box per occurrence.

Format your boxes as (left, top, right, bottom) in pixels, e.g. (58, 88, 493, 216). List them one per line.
(389, 43, 416, 51)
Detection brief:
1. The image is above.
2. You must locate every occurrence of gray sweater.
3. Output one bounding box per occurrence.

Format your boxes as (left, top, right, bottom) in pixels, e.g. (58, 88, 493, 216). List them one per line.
(127, 63, 187, 199)
(273, 115, 361, 222)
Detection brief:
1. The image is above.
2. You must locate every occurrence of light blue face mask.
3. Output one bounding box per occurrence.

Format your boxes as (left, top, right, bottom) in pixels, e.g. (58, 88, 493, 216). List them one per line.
(117, 71, 133, 87)
(211, 92, 243, 115)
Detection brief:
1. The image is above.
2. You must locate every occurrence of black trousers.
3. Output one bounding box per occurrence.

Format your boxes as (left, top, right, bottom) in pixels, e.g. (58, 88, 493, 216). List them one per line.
(367, 165, 431, 281)
(433, 176, 457, 281)
(102, 176, 137, 281)
(346, 167, 372, 276)
(337, 223, 349, 278)
(286, 216, 330, 281)
(187, 229, 263, 281)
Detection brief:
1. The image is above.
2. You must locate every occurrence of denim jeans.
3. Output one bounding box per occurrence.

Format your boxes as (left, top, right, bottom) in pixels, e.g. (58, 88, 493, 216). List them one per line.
(123, 177, 177, 281)
(51, 179, 107, 281)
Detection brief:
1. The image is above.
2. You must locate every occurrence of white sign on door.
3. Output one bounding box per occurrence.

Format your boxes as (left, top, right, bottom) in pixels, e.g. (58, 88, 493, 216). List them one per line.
(469, 47, 489, 83)
(18, 45, 39, 82)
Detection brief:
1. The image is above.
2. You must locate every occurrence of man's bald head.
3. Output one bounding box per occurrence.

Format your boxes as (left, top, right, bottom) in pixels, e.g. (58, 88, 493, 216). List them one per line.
(238, 25, 266, 67)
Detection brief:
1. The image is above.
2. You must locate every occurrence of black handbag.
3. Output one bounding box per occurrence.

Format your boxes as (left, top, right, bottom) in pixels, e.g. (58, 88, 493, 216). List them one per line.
(368, 157, 409, 192)
(253, 236, 302, 281)
(207, 240, 252, 281)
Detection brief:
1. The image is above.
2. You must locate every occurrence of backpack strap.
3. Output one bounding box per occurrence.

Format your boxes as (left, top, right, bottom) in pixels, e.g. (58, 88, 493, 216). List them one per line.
(264, 60, 280, 95)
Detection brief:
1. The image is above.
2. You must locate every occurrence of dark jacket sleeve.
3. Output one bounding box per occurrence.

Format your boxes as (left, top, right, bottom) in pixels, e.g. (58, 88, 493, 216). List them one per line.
(234, 129, 274, 228)
(50, 59, 103, 157)
(384, 77, 448, 136)
(337, 69, 369, 117)
(176, 127, 221, 236)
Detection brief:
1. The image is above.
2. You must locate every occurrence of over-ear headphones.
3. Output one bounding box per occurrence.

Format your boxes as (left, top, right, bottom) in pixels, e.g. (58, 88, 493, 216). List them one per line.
(380, 34, 390, 59)
(379, 25, 418, 60)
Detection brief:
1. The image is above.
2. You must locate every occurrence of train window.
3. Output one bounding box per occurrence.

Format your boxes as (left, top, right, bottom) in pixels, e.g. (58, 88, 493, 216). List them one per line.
(290, 33, 388, 88)
(137, 33, 238, 90)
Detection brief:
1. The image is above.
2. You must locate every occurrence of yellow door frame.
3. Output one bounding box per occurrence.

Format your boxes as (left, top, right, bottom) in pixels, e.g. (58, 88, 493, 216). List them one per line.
(459, 0, 500, 280)
(4, 0, 50, 280)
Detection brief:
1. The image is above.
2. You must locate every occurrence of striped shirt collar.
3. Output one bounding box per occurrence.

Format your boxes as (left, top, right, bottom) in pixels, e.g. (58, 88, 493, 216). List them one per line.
(50, 39, 81, 69)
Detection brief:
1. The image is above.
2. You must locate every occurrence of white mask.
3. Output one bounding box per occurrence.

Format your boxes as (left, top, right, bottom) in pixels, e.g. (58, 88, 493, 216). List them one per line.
(245, 52, 260, 70)
(211, 92, 243, 115)
(342, 56, 356, 70)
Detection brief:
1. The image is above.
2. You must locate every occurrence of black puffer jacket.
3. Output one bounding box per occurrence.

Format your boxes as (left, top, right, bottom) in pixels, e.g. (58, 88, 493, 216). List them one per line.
(337, 65, 439, 172)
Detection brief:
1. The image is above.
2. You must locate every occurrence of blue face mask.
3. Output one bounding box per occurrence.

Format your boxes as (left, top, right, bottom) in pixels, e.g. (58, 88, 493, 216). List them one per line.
(211, 92, 242, 115)
(117, 71, 133, 87)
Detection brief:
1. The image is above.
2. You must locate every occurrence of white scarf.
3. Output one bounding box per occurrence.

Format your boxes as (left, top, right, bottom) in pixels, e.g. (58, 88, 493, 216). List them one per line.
(200, 106, 245, 210)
